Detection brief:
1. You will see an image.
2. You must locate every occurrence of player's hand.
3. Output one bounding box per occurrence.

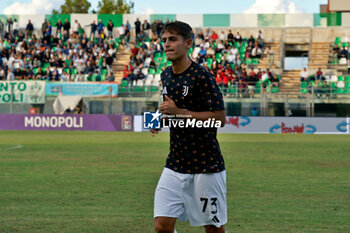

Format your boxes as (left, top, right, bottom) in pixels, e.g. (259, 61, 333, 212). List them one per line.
(150, 128, 161, 137)
(160, 95, 178, 115)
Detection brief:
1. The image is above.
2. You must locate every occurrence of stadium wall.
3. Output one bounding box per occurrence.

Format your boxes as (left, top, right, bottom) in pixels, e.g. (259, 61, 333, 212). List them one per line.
(2, 13, 350, 30)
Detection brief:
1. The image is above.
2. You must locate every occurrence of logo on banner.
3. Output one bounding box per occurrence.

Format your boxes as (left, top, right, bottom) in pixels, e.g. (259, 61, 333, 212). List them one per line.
(225, 116, 251, 128)
(269, 122, 316, 134)
(143, 110, 161, 129)
(30, 82, 43, 103)
(122, 115, 132, 130)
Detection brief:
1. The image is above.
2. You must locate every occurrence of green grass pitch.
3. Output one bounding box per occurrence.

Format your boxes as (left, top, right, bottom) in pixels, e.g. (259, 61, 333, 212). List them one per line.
(0, 131, 349, 232)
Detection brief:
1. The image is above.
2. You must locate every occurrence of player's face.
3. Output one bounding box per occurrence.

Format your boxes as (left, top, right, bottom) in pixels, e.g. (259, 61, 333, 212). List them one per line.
(162, 31, 191, 62)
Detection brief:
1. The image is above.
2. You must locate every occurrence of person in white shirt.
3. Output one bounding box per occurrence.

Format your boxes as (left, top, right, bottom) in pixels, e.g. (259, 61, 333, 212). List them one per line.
(226, 51, 235, 64)
(300, 67, 309, 81)
(73, 20, 79, 35)
(219, 30, 225, 41)
(251, 45, 262, 58)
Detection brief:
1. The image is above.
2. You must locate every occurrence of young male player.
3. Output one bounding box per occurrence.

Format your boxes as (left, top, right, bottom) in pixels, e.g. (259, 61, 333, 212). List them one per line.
(151, 21, 227, 233)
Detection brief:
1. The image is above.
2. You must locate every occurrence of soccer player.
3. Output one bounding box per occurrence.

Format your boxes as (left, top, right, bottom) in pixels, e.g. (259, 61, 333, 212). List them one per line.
(151, 21, 227, 233)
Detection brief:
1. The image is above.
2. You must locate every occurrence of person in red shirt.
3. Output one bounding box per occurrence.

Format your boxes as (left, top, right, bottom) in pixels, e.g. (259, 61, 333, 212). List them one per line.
(315, 67, 325, 87)
(215, 73, 223, 88)
(122, 64, 133, 80)
(210, 31, 219, 41)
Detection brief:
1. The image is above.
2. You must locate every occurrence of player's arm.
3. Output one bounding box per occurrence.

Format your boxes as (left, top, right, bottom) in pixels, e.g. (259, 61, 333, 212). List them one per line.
(160, 95, 226, 127)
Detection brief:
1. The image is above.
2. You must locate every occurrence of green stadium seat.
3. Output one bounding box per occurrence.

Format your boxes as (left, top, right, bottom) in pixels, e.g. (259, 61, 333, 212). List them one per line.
(344, 88, 350, 94)
(150, 86, 159, 92)
(300, 88, 308, 93)
(271, 86, 279, 93)
(134, 86, 145, 92)
(148, 68, 156, 75)
(346, 76, 350, 82)
(119, 86, 127, 92)
(101, 69, 108, 75)
(71, 68, 77, 75)
(338, 76, 344, 81)
(255, 81, 261, 94)
(121, 80, 128, 87)
(229, 85, 237, 94)
(334, 88, 344, 94)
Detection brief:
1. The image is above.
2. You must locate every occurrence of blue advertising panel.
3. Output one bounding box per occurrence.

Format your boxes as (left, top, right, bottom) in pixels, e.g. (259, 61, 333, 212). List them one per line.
(46, 82, 118, 97)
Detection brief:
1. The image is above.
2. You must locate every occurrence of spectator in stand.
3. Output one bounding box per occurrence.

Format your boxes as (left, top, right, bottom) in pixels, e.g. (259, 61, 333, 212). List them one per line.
(227, 30, 234, 43)
(248, 35, 255, 46)
(261, 70, 269, 91)
(134, 18, 141, 38)
(156, 20, 164, 38)
(13, 19, 19, 38)
(0, 20, 4, 40)
(215, 72, 223, 88)
(315, 68, 325, 86)
(6, 18, 13, 36)
(256, 34, 263, 49)
(107, 72, 115, 82)
(124, 24, 130, 49)
(142, 20, 151, 34)
(90, 20, 97, 40)
(219, 30, 225, 41)
(247, 68, 257, 97)
(73, 20, 79, 35)
(97, 19, 104, 36)
(332, 44, 340, 62)
(339, 47, 348, 60)
(251, 43, 262, 58)
(210, 30, 218, 41)
(26, 20, 34, 37)
(56, 19, 63, 32)
(107, 20, 114, 39)
(151, 20, 158, 37)
(41, 18, 48, 38)
(63, 19, 70, 36)
(271, 74, 280, 87)
(300, 67, 309, 82)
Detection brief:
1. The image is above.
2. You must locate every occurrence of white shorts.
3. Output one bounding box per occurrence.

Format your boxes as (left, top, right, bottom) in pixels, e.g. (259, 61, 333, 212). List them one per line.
(154, 168, 227, 228)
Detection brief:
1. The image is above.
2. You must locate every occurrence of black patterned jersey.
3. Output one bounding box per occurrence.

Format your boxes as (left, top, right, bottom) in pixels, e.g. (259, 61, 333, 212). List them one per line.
(161, 61, 225, 174)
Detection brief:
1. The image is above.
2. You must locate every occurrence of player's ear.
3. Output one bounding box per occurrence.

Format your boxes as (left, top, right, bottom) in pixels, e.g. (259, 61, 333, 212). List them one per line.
(185, 38, 193, 49)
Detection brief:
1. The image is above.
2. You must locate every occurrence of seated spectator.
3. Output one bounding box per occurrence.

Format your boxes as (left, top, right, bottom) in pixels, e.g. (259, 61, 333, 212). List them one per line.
(251, 43, 262, 58)
(107, 72, 115, 82)
(136, 69, 145, 80)
(215, 73, 223, 88)
(332, 44, 340, 61)
(60, 70, 69, 82)
(315, 68, 325, 86)
(75, 71, 85, 82)
(248, 35, 255, 46)
(271, 74, 280, 87)
(261, 70, 269, 89)
(339, 47, 348, 60)
(235, 32, 242, 44)
(300, 67, 309, 81)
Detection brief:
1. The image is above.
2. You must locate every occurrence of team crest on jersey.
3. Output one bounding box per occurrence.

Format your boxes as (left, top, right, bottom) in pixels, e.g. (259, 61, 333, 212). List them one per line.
(182, 86, 189, 96)
(162, 87, 167, 95)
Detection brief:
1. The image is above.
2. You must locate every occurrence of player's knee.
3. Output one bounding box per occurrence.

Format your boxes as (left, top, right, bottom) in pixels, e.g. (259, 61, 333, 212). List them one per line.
(154, 220, 174, 233)
(204, 224, 226, 233)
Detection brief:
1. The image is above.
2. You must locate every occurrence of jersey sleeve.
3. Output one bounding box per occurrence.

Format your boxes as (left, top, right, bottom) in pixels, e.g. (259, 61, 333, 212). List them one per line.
(199, 72, 225, 112)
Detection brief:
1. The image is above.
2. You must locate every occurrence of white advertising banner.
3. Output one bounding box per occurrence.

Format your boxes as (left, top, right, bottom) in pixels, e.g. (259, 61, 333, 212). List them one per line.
(0, 81, 46, 104)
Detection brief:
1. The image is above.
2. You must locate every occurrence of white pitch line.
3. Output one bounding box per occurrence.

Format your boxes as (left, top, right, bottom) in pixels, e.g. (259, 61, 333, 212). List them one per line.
(0, 145, 23, 151)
